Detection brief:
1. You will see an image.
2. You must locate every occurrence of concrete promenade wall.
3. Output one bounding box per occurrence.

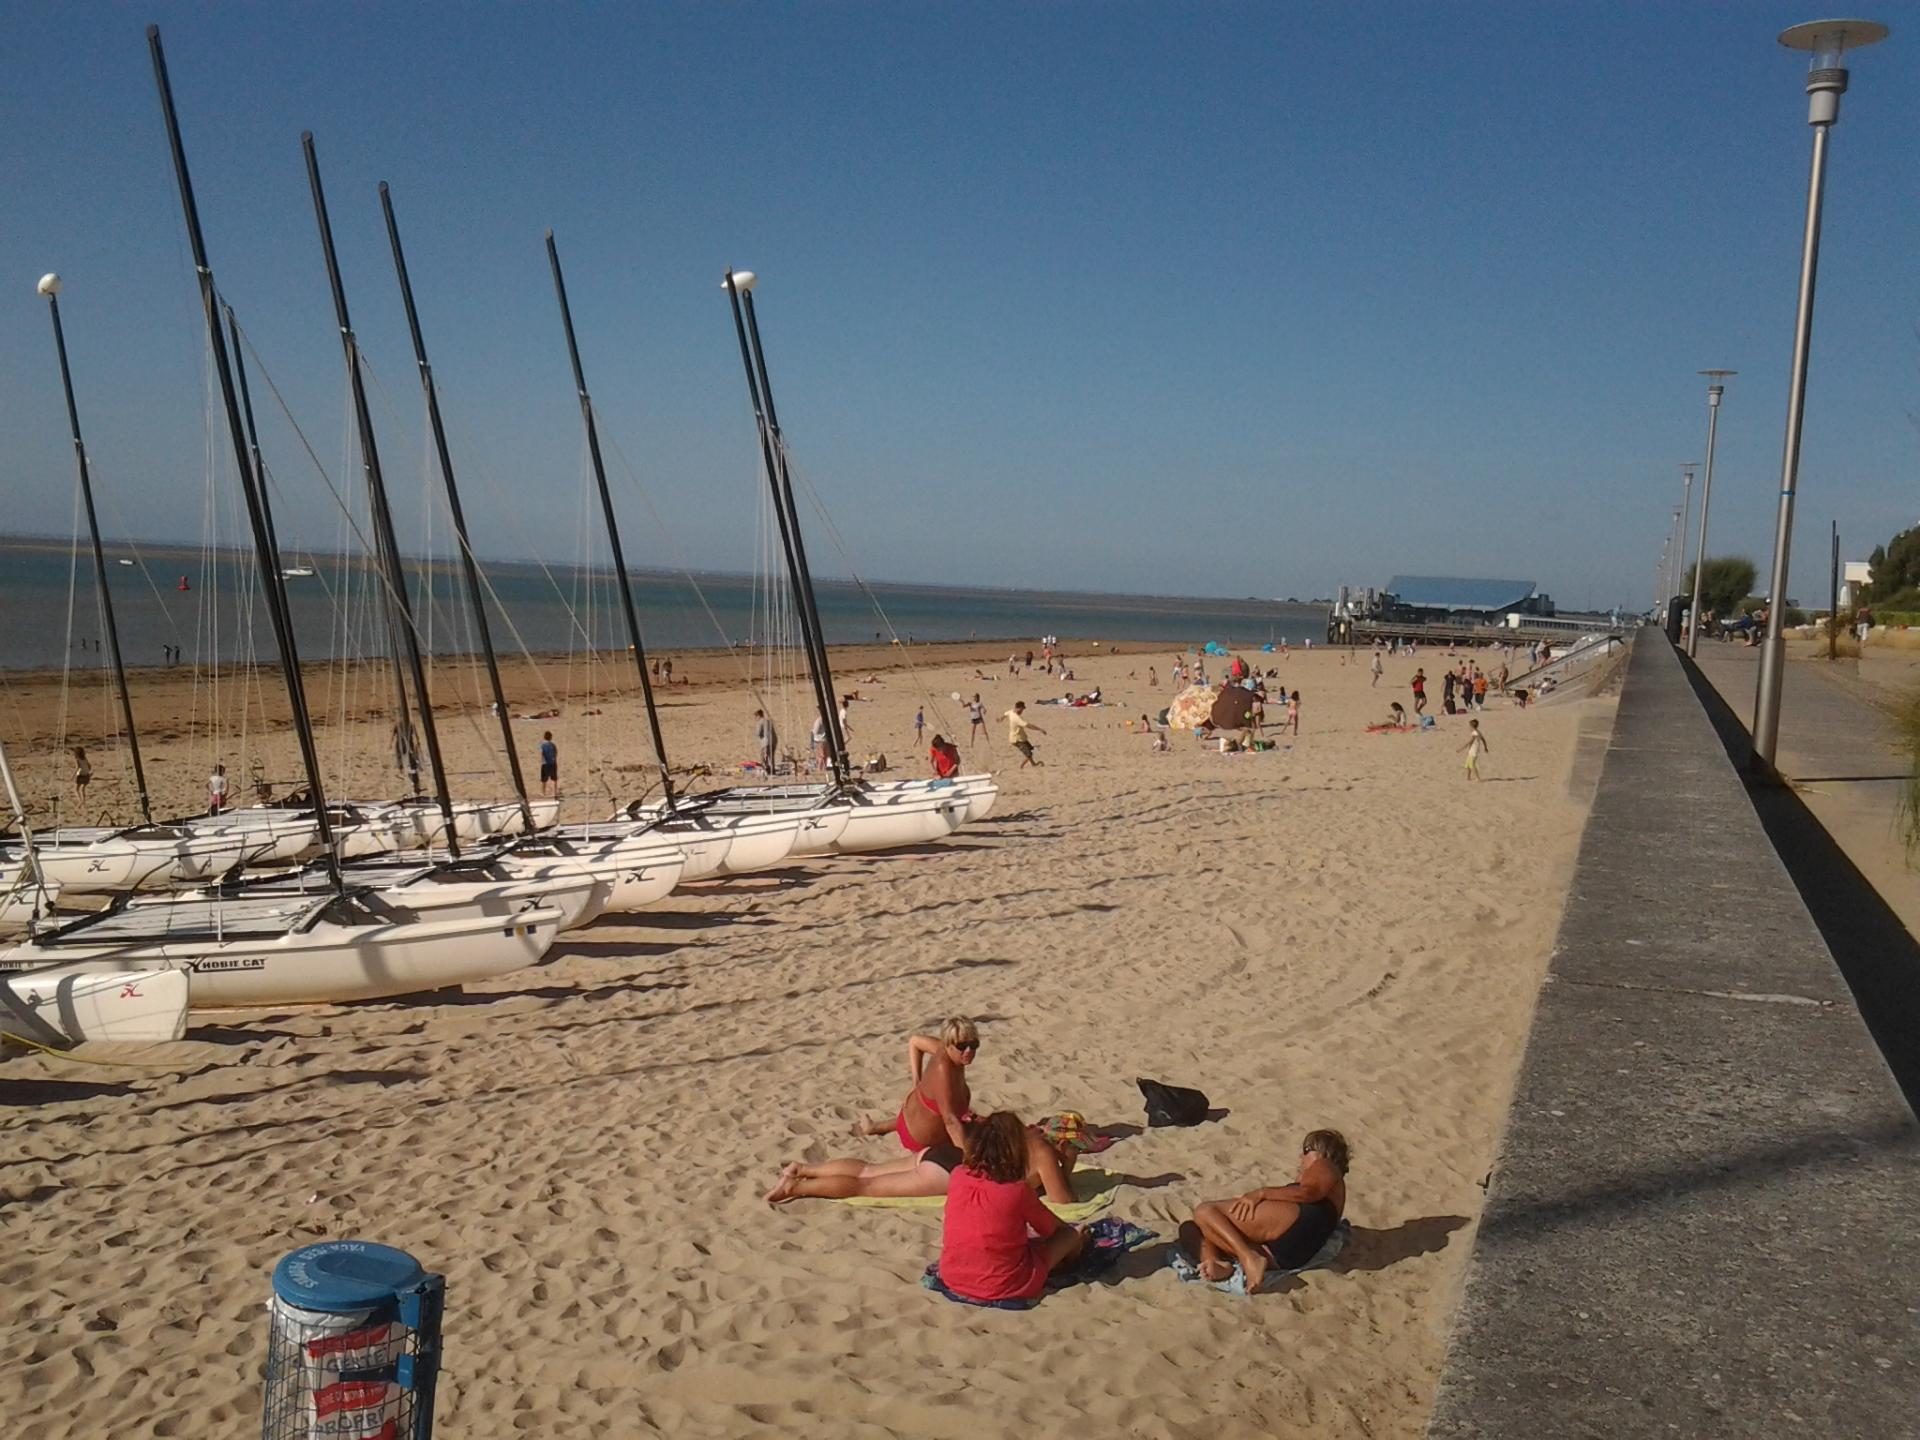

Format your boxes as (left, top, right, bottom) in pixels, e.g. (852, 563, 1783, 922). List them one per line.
(1426, 634, 1920, 1437)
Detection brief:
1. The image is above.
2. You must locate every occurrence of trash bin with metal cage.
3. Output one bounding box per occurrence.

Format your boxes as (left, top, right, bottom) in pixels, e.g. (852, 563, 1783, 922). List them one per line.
(261, 1240, 444, 1440)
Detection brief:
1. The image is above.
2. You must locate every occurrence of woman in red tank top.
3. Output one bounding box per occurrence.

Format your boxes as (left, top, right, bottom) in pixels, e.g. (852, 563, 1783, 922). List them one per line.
(938, 1112, 1084, 1303)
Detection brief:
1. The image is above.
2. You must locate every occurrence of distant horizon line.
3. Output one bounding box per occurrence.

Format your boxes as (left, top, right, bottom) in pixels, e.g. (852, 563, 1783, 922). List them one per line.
(0, 530, 1336, 610)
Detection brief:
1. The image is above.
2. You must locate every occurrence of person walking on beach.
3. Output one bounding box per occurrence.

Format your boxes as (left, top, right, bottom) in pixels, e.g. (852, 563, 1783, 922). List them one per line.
(914, 707, 926, 747)
(753, 709, 778, 774)
(1410, 668, 1427, 716)
(1370, 651, 1383, 687)
(206, 763, 229, 816)
(1473, 670, 1489, 711)
(536, 731, 559, 797)
(1004, 701, 1044, 768)
(967, 694, 986, 747)
(1285, 690, 1300, 736)
(1460, 719, 1490, 781)
(811, 714, 830, 772)
(71, 746, 92, 803)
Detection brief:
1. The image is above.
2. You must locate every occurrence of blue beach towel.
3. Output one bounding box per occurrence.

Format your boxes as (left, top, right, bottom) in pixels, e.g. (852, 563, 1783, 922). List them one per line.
(922, 1218, 1158, 1308)
(1169, 1219, 1350, 1295)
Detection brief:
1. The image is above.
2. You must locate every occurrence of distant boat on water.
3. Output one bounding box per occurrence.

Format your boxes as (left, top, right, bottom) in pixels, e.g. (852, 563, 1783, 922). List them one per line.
(280, 565, 316, 578)
(117, 558, 133, 566)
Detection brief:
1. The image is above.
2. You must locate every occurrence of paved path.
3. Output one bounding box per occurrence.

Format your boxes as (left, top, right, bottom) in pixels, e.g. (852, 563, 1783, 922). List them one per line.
(1427, 634, 1920, 1438)
(1691, 641, 1920, 939)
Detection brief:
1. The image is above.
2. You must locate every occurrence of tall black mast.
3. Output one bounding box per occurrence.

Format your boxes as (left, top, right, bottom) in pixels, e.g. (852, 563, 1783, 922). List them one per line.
(722, 272, 847, 782)
(224, 303, 295, 649)
(543, 231, 675, 808)
(302, 133, 458, 856)
(40, 278, 152, 823)
(379, 183, 534, 832)
(146, 25, 342, 889)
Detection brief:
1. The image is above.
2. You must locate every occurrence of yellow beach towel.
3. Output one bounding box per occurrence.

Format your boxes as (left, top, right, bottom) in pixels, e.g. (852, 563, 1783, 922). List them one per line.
(840, 1166, 1118, 1223)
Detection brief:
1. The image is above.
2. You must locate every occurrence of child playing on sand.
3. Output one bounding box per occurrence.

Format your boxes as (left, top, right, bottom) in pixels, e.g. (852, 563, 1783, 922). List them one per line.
(1460, 719, 1489, 780)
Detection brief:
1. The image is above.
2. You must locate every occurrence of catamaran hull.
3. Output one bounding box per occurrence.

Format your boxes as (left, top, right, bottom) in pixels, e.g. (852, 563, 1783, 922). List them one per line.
(185, 809, 323, 864)
(630, 801, 846, 870)
(4, 967, 190, 1044)
(451, 797, 561, 842)
(657, 829, 730, 881)
(215, 874, 599, 932)
(0, 908, 562, 1008)
(602, 847, 688, 911)
(866, 775, 1000, 824)
(830, 795, 966, 853)
(673, 792, 958, 855)
(33, 831, 254, 896)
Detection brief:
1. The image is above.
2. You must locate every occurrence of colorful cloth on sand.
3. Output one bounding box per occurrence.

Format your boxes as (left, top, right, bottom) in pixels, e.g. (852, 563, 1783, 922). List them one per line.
(1169, 1219, 1351, 1295)
(921, 1219, 1159, 1308)
(1032, 1112, 1116, 1156)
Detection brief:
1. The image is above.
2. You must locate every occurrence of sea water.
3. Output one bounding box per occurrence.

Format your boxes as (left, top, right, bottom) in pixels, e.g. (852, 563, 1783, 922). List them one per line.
(0, 537, 1329, 672)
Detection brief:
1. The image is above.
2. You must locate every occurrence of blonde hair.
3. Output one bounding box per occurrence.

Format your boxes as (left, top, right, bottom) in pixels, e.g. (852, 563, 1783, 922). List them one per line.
(938, 1016, 979, 1048)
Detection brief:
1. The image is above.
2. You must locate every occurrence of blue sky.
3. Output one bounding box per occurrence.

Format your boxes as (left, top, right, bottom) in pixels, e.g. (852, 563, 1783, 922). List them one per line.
(1, 3, 1914, 612)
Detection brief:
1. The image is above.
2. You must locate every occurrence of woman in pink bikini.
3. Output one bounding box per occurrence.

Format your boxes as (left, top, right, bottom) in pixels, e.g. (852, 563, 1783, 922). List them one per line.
(855, 1016, 979, 1150)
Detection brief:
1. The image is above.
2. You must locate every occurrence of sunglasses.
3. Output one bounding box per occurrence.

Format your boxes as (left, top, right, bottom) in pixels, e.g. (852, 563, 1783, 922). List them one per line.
(952, 1040, 980, 1053)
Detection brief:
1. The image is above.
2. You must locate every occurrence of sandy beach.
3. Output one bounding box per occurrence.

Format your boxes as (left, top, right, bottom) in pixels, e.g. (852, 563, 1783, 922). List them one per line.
(1, 638, 1611, 1438)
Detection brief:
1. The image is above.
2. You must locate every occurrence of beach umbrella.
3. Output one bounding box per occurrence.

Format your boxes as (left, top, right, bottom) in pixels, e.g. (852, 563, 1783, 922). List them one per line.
(1209, 685, 1256, 731)
(1166, 684, 1217, 731)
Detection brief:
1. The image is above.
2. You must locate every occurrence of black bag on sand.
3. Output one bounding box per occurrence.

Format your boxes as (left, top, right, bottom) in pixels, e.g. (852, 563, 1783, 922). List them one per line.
(1137, 1077, 1210, 1127)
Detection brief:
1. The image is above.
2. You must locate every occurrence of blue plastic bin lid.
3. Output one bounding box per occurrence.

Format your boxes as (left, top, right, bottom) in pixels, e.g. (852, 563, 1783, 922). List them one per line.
(273, 1241, 426, 1313)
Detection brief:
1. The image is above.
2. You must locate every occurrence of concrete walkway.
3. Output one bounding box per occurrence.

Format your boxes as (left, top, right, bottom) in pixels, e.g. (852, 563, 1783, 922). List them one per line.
(1427, 634, 1920, 1438)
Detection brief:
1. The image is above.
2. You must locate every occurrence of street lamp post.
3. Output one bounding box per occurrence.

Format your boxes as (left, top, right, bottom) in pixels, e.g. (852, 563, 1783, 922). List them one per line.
(1687, 372, 1736, 656)
(1676, 463, 1699, 630)
(1667, 506, 1684, 613)
(1751, 17, 1889, 773)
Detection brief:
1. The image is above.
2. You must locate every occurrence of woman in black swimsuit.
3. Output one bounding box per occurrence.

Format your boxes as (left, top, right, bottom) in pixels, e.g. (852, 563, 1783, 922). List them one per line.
(1179, 1129, 1349, 1293)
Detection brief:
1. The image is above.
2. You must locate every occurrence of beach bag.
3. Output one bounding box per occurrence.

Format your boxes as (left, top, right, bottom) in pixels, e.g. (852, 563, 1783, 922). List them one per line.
(1137, 1077, 1210, 1127)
